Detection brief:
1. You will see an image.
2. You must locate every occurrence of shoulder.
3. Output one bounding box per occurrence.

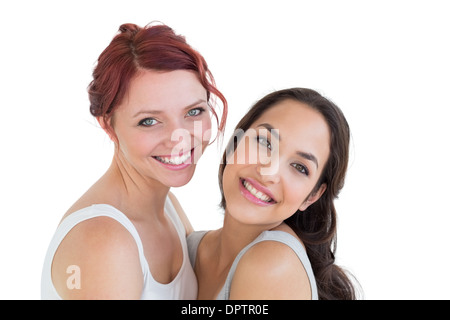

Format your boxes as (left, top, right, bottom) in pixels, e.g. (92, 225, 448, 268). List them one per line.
(51, 215, 143, 299)
(168, 192, 194, 235)
(229, 232, 312, 300)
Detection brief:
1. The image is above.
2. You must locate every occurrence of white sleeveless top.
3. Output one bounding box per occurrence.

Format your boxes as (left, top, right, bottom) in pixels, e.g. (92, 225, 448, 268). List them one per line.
(188, 230, 318, 300)
(41, 197, 197, 300)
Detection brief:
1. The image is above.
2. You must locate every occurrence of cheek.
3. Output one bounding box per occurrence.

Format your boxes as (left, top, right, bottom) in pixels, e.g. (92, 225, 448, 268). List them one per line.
(118, 131, 157, 158)
(200, 117, 212, 143)
(197, 119, 212, 155)
(282, 190, 304, 216)
(190, 117, 212, 148)
(222, 165, 240, 202)
(222, 165, 234, 192)
(281, 178, 315, 213)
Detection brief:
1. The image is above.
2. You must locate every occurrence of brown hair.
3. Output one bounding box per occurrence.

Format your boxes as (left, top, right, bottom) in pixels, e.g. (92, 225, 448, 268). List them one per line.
(218, 88, 358, 300)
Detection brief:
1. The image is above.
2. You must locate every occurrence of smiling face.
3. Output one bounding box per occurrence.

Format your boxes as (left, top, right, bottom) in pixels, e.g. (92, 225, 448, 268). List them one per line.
(106, 69, 211, 188)
(222, 99, 330, 228)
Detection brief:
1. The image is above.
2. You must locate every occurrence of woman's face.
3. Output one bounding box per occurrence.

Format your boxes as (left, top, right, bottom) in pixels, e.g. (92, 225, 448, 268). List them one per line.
(222, 99, 330, 228)
(109, 69, 211, 187)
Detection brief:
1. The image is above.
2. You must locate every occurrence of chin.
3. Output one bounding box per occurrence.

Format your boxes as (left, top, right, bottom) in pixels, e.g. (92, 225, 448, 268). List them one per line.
(169, 180, 191, 188)
(225, 200, 267, 226)
(165, 169, 196, 188)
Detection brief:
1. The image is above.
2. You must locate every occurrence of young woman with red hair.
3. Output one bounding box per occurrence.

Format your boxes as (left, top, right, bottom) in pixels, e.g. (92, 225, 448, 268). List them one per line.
(41, 22, 227, 299)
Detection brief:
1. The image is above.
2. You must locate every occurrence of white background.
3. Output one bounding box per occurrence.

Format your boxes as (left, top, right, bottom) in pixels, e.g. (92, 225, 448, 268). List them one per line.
(1, 0, 449, 299)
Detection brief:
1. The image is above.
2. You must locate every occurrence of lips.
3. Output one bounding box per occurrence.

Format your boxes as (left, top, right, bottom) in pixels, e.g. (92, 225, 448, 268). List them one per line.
(239, 177, 277, 206)
(154, 151, 191, 165)
(152, 149, 193, 170)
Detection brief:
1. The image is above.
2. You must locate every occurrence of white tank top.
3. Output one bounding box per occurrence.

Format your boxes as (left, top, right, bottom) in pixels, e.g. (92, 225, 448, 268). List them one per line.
(41, 197, 197, 299)
(188, 230, 318, 300)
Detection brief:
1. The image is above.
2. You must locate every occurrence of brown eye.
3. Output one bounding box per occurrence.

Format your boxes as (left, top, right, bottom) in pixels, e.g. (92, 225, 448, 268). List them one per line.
(291, 163, 309, 176)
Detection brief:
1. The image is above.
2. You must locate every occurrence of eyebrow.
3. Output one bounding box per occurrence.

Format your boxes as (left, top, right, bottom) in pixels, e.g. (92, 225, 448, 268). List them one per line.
(297, 151, 319, 169)
(257, 123, 319, 169)
(133, 99, 207, 118)
(257, 123, 280, 141)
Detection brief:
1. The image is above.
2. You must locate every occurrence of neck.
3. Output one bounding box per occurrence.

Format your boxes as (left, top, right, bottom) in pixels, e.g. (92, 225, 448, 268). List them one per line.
(214, 211, 270, 268)
(103, 150, 170, 220)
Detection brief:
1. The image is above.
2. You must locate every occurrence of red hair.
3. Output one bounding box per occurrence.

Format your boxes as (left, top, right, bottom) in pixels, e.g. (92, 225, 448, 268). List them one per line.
(88, 22, 227, 136)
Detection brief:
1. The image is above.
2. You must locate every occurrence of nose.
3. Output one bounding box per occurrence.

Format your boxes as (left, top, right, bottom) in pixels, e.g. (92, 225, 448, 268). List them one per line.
(162, 120, 193, 154)
(256, 157, 281, 184)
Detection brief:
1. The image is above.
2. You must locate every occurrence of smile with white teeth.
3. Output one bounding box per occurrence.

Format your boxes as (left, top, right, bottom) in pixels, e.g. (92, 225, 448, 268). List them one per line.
(154, 151, 191, 165)
(242, 179, 273, 203)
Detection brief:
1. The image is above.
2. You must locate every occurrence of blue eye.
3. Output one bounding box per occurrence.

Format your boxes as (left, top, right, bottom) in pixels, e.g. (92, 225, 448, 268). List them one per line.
(138, 118, 158, 127)
(187, 107, 205, 117)
(256, 135, 272, 150)
(291, 163, 309, 176)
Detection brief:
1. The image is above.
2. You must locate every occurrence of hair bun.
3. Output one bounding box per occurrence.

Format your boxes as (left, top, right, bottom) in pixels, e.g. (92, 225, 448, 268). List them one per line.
(118, 23, 140, 35)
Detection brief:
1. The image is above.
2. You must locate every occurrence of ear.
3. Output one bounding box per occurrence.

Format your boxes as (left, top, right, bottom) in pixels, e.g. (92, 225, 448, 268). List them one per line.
(299, 183, 327, 211)
(97, 116, 117, 142)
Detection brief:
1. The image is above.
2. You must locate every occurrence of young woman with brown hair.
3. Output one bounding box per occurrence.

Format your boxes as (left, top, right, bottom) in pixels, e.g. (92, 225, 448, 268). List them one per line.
(188, 88, 357, 300)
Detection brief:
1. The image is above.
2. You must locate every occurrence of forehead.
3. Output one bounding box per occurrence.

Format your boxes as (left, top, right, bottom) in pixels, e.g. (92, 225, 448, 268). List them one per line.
(253, 99, 331, 167)
(120, 69, 207, 112)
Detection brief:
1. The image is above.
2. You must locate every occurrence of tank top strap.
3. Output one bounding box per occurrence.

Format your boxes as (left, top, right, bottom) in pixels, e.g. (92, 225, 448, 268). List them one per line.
(219, 230, 318, 300)
(41, 204, 148, 299)
(164, 196, 186, 237)
(55, 204, 147, 272)
(186, 231, 208, 268)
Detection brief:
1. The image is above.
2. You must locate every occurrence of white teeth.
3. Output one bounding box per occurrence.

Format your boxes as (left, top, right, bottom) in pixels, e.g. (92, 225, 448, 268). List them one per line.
(155, 152, 191, 165)
(243, 180, 272, 202)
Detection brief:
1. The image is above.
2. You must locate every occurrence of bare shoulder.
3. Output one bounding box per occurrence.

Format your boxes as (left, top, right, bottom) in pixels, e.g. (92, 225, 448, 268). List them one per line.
(51, 216, 143, 299)
(229, 236, 312, 300)
(168, 192, 194, 235)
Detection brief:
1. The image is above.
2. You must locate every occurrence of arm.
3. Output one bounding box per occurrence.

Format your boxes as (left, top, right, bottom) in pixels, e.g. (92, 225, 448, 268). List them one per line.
(51, 216, 143, 299)
(168, 191, 194, 235)
(229, 240, 312, 300)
